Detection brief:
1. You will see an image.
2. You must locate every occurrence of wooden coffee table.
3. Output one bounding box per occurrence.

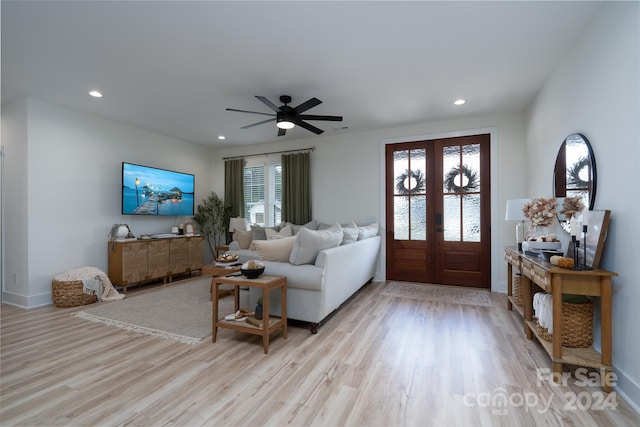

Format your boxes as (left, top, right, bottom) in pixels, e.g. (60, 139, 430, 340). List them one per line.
(201, 263, 241, 301)
(211, 275, 287, 354)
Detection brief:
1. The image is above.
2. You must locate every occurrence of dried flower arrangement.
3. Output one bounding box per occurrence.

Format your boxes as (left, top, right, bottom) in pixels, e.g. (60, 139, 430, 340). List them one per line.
(522, 197, 557, 228)
(559, 196, 585, 218)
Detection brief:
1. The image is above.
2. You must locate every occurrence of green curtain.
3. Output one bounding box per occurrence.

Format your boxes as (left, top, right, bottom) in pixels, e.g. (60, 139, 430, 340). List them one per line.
(282, 152, 312, 224)
(224, 158, 245, 219)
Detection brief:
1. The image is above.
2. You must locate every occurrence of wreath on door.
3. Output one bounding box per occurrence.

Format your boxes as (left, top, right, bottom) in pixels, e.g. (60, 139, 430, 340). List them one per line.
(444, 165, 479, 193)
(395, 169, 426, 195)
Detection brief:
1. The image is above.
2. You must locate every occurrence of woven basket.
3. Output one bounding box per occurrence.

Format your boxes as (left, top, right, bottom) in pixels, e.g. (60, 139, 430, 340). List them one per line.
(512, 274, 524, 306)
(51, 279, 97, 308)
(512, 274, 543, 307)
(536, 300, 594, 348)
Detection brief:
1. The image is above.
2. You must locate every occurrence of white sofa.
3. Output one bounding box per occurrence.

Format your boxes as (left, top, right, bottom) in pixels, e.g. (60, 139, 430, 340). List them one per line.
(227, 222, 380, 333)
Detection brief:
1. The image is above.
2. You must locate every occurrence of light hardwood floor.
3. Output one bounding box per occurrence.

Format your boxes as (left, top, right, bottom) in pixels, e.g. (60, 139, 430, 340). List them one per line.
(1, 279, 639, 426)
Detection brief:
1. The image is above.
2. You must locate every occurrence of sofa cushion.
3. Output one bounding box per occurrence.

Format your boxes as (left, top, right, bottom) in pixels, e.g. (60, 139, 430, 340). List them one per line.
(341, 222, 359, 245)
(289, 223, 343, 265)
(357, 222, 379, 240)
(232, 230, 252, 249)
(250, 236, 296, 262)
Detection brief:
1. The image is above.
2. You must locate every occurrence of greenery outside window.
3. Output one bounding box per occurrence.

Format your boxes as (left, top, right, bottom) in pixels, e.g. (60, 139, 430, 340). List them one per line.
(244, 159, 282, 227)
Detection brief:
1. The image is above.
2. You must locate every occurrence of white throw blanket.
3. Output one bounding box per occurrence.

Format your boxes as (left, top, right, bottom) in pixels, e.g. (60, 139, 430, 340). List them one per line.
(533, 292, 553, 333)
(54, 267, 125, 302)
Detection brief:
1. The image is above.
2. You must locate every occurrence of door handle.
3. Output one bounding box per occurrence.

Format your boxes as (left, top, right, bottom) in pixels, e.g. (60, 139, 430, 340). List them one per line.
(436, 213, 443, 233)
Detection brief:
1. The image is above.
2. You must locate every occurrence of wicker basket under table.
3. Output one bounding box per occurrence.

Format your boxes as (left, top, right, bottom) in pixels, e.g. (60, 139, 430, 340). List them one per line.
(51, 279, 97, 308)
(536, 300, 594, 348)
(512, 274, 544, 307)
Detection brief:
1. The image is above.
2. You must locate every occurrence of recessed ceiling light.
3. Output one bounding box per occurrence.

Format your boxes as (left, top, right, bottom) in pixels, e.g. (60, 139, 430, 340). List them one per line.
(89, 90, 103, 98)
(454, 99, 466, 106)
(217, 135, 226, 140)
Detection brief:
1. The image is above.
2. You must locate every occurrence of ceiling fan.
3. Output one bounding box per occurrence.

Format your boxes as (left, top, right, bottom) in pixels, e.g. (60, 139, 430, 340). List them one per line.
(226, 95, 343, 136)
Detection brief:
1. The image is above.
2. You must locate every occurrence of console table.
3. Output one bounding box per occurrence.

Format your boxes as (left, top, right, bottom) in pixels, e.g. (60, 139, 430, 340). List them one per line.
(108, 235, 204, 292)
(505, 246, 618, 392)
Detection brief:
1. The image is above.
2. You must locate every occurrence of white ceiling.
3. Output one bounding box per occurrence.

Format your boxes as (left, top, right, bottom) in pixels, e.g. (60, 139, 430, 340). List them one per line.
(1, 1, 602, 147)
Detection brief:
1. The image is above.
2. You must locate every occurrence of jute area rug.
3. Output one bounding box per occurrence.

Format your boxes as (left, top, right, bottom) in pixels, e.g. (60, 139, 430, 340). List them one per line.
(382, 281, 493, 307)
(73, 276, 233, 344)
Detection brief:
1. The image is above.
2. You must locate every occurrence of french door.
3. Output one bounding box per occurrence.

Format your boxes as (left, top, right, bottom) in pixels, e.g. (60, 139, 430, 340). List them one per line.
(385, 134, 491, 288)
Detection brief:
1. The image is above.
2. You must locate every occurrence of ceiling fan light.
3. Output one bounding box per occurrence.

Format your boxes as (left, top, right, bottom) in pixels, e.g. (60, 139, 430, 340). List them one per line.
(276, 119, 295, 129)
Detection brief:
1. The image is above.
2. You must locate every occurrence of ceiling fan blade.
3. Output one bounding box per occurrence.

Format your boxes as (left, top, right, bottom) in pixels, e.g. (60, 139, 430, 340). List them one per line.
(294, 119, 324, 135)
(241, 118, 276, 129)
(226, 108, 275, 117)
(255, 96, 280, 112)
(299, 114, 343, 122)
(294, 97, 322, 113)
(278, 128, 287, 137)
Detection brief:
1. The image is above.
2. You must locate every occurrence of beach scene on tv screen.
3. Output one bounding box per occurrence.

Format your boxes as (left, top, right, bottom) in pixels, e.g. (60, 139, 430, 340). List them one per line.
(122, 163, 194, 216)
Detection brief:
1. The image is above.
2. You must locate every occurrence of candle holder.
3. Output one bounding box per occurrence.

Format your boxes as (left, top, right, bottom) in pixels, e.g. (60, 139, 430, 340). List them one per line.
(574, 240, 585, 271)
(582, 224, 592, 270)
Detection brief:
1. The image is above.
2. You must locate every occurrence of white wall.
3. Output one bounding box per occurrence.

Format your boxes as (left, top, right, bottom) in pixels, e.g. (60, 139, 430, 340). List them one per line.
(1, 98, 215, 307)
(526, 2, 640, 409)
(212, 111, 527, 289)
(1, 98, 29, 303)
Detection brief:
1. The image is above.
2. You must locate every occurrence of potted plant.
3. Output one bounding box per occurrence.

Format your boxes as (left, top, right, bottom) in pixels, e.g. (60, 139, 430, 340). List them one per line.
(255, 297, 263, 320)
(193, 192, 232, 260)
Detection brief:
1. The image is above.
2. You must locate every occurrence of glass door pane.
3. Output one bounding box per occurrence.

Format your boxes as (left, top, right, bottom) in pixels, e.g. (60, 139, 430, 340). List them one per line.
(442, 144, 481, 242)
(393, 148, 427, 241)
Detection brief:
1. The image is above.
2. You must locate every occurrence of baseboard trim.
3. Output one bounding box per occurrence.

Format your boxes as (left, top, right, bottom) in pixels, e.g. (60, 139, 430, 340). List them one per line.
(614, 367, 640, 414)
(2, 290, 52, 308)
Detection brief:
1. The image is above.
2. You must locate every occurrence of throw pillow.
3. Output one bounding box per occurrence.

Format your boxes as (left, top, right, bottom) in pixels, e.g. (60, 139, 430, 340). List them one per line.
(289, 223, 343, 265)
(251, 224, 268, 241)
(252, 223, 285, 241)
(288, 219, 318, 235)
(233, 229, 252, 249)
(265, 224, 293, 239)
(341, 222, 359, 245)
(357, 222, 378, 240)
(250, 236, 296, 262)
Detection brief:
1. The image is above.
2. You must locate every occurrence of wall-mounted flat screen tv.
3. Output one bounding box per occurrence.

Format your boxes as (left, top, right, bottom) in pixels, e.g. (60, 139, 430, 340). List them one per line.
(122, 162, 195, 216)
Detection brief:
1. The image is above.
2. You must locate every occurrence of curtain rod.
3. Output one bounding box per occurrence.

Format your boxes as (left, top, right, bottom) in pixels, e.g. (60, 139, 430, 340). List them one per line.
(223, 147, 315, 161)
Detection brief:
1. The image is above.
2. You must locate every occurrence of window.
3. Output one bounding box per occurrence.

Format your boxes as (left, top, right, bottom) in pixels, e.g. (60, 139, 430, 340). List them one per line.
(244, 160, 282, 227)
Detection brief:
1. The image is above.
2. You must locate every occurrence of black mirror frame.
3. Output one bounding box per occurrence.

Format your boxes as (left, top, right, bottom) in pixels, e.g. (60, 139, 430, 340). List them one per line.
(553, 133, 597, 229)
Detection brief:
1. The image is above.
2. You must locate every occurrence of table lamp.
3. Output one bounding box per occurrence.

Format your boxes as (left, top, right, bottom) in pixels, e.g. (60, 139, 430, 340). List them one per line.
(505, 198, 530, 251)
(229, 217, 248, 232)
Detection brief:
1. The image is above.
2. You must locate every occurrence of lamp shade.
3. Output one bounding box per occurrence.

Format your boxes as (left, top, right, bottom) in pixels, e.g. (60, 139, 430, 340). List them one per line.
(229, 217, 248, 232)
(505, 198, 530, 221)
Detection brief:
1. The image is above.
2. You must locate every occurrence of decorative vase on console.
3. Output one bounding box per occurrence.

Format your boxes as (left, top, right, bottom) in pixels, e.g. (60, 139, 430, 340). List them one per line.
(522, 197, 557, 240)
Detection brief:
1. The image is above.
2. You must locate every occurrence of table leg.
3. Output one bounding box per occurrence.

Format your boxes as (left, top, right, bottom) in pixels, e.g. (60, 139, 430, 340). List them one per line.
(601, 277, 613, 392)
(507, 263, 513, 311)
(262, 288, 269, 354)
(212, 282, 218, 343)
(523, 275, 533, 339)
(281, 280, 287, 339)
(552, 275, 563, 378)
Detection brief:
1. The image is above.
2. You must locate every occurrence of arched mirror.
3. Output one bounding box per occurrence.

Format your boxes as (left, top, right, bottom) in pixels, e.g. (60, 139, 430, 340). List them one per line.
(554, 133, 597, 232)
